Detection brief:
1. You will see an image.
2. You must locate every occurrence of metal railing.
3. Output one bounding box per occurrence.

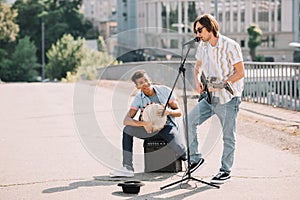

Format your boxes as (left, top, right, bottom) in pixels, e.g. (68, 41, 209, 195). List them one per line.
(243, 62, 300, 111)
(99, 61, 300, 111)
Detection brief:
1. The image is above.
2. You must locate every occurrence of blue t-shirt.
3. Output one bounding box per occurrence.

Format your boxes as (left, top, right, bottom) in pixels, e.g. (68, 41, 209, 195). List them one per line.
(130, 85, 178, 127)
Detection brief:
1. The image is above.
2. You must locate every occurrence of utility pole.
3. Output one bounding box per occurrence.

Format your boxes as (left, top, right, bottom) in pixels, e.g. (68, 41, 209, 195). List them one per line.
(293, 0, 300, 62)
(214, 0, 218, 21)
(293, 0, 299, 43)
(41, 19, 45, 80)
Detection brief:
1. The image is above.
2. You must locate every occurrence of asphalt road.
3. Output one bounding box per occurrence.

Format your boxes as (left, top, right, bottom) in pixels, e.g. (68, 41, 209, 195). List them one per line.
(0, 81, 299, 200)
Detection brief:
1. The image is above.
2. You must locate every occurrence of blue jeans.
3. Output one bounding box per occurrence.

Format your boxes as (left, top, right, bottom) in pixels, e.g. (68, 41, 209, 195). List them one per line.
(122, 125, 187, 169)
(187, 97, 241, 173)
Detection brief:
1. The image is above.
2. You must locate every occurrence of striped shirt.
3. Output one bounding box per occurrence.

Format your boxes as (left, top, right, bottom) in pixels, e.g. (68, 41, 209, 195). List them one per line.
(195, 34, 244, 104)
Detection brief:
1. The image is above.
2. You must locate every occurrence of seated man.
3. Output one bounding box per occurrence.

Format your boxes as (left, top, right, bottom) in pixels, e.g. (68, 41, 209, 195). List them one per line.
(110, 70, 187, 177)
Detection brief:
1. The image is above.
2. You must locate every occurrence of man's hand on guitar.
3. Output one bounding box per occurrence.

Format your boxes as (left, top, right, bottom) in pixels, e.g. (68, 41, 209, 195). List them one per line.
(196, 81, 204, 94)
(208, 86, 217, 93)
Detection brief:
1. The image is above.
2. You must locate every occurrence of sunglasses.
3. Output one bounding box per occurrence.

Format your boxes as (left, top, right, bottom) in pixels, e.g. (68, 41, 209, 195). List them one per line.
(196, 26, 205, 34)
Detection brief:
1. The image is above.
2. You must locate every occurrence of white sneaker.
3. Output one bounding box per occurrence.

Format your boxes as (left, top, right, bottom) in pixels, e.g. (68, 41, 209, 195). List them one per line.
(109, 167, 134, 177)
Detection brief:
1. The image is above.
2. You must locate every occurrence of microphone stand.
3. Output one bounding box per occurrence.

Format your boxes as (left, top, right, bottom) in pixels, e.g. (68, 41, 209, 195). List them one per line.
(160, 43, 220, 190)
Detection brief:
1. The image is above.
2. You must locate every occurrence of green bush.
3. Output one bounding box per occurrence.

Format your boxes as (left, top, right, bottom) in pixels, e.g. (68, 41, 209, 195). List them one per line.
(10, 36, 39, 81)
(46, 34, 85, 80)
(255, 55, 265, 62)
(46, 33, 119, 82)
(76, 49, 119, 81)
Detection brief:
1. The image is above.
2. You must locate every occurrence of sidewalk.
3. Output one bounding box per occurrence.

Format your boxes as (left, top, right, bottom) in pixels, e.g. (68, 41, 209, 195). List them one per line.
(0, 81, 299, 200)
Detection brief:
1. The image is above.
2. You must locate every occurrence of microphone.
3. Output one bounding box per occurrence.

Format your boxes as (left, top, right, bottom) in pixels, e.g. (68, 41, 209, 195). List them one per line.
(182, 37, 200, 46)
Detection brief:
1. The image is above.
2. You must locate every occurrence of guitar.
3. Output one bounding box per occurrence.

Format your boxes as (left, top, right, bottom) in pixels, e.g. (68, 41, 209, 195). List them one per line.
(199, 73, 212, 104)
(198, 73, 234, 104)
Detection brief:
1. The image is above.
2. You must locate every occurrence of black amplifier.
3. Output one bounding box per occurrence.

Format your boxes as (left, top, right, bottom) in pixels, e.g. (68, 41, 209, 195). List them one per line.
(143, 137, 182, 173)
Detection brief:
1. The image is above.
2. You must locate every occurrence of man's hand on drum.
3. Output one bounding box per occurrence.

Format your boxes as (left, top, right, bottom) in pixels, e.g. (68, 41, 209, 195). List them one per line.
(142, 121, 153, 133)
(157, 104, 171, 117)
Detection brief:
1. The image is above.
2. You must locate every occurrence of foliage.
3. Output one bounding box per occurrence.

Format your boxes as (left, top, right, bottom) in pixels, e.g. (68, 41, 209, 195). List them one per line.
(81, 49, 117, 68)
(0, 49, 13, 81)
(0, 36, 39, 82)
(0, 2, 19, 81)
(76, 66, 99, 81)
(46, 33, 119, 82)
(0, 2, 19, 42)
(61, 71, 77, 82)
(255, 55, 266, 62)
(12, 0, 43, 54)
(188, 2, 197, 23)
(76, 49, 119, 81)
(45, 34, 85, 80)
(82, 19, 98, 39)
(0, 0, 106, 82)
(10, 36, 39, 81)
(12, 0, 97, 65)
(247, 24, 262, 61)
(97, 36, 107, 52)
(0, 42, 41, 81)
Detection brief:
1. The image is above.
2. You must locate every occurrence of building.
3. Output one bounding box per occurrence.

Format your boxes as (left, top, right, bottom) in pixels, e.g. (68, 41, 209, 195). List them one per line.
(81, 0, 117, 37)
(81, 0, 118, 54)
(116, 0, 300, 62)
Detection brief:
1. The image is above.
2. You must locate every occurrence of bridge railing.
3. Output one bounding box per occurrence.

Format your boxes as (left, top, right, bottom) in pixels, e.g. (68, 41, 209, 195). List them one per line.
(243, 62, 300, 111)
(99, 61, 300, 111)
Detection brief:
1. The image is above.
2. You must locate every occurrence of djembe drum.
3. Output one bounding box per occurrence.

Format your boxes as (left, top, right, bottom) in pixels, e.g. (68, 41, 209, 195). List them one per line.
(141, 103, 167, 133)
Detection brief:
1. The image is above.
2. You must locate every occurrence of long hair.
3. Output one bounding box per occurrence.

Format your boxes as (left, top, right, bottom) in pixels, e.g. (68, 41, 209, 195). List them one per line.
(193, 14, 219, 37)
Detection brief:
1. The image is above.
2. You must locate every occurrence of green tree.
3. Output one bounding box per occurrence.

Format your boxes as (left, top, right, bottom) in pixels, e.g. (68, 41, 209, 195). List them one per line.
(13, 0, 49, 65)
(0, 2, 19, 42)
(247, 24, 262, 61)
(188, 2, 197, 23)
(44, 0, 87, 42)
(10, 36, 39, 81)
(0, 2, 19, 82)
(76, 50, 118, 80)
(13, 0, 96, 64)
(46, 34, 85, 80)
(81, 50, 117, 69)
(0, 49, 13, 81)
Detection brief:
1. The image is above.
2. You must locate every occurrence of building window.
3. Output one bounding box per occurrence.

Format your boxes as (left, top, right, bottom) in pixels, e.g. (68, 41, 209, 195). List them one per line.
(219, 13, 223, 21)
(241, 40, 245, 47)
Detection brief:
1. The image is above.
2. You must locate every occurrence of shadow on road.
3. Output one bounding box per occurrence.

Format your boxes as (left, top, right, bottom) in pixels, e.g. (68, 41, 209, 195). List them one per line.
(112, 183, 215, 199)
(42, 173, 176, 194)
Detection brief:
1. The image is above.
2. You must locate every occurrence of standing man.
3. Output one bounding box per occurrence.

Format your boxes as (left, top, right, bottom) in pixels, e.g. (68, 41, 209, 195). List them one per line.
(110, 70, 187, 177)
(187, 14, 245, 184)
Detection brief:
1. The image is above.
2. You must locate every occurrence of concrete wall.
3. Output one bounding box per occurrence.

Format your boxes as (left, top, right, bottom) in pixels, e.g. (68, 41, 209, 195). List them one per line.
(98, 61, 196, 91)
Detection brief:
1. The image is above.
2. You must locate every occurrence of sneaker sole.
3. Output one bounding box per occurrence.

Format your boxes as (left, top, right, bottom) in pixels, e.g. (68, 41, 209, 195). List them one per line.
(210, 177, 230, 184)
